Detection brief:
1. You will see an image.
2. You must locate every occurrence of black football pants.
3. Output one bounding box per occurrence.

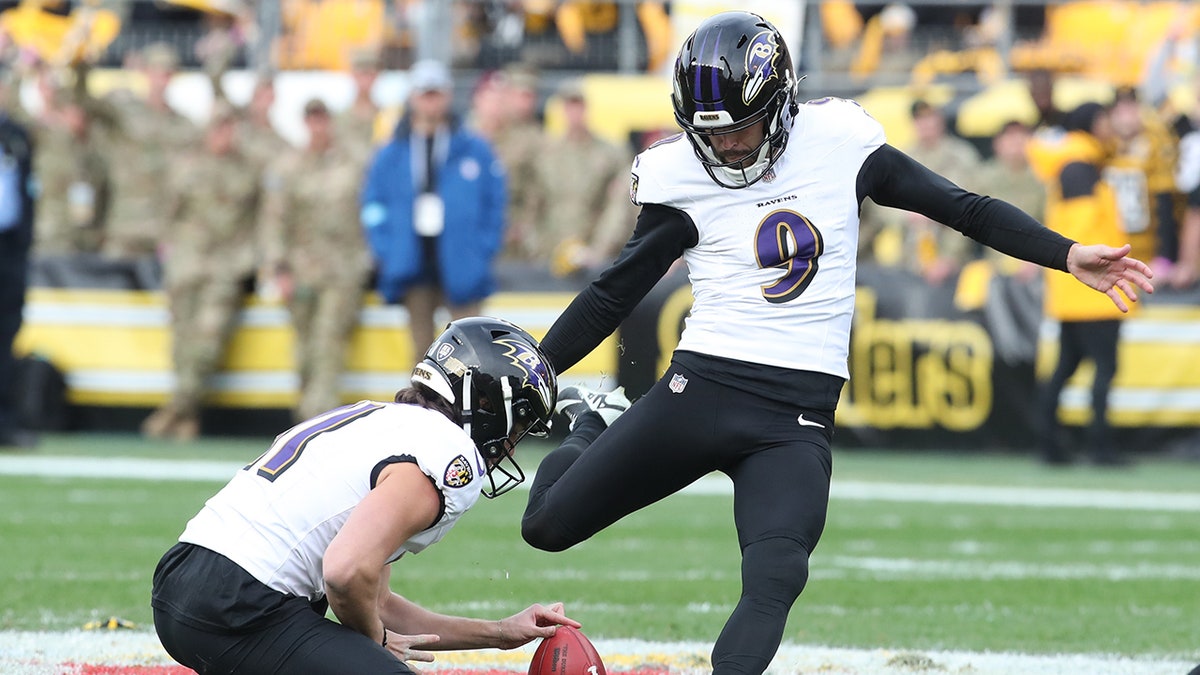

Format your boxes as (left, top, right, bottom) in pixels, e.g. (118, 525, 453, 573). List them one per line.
(152, 543, 412, 675)
(0, 257, 26, 433)
(154, 606, 413, 675)
(1038, 319, 1121, 459)
(523, 356, 834, 675)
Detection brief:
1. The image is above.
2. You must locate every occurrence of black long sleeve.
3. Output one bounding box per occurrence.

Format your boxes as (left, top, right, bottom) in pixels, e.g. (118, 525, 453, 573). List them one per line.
(541, 203, 698, 374)
(856, 144, 1074, 272)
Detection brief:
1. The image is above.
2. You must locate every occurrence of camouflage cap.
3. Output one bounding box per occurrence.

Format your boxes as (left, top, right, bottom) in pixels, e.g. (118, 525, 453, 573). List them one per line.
(58, 86, 91, 111)
(209, 100, 239, 126)
(252, 66, 277, 92)
(303, 98, 330, 117)
(349, 48, 381, 71)
(556, 78, 585, 102)
(910, 99, 937, 119)
(142, 42, 180, 71)
(501, 63, 539, 92)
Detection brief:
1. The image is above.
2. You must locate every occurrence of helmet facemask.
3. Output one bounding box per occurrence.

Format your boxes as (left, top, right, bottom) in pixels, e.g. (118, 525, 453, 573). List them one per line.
(680, 86, 793, 189)
(465, 372, 552, 498)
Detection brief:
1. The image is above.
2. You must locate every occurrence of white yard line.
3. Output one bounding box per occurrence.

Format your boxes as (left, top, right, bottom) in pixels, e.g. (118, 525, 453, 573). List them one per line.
(0, 632, 1192, 675)
(0, 455, 246, 482)
(3, 455, 1199, 512)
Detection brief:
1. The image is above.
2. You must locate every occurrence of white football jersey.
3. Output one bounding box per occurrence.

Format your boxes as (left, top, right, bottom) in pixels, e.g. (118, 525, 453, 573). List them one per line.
(180, 401, 483, 600)
(631, 98, 886, 379)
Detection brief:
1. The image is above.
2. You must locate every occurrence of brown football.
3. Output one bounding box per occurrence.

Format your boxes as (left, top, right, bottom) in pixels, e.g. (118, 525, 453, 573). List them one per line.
(528, 626, 607, 675)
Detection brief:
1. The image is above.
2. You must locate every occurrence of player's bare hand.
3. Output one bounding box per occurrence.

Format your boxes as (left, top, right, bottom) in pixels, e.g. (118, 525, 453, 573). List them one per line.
(385, 631, 439, 663)
(1066, 243, 1154, 312)
(495, 603, 582, 649)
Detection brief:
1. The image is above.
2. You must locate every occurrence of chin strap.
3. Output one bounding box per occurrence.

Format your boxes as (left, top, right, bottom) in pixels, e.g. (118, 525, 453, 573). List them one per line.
(460, 369, 473, 442)
(500, 376, 514, 440)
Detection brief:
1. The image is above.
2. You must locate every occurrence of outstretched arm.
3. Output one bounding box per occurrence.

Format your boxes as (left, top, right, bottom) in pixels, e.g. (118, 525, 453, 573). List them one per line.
(1066, 243, 1154, 312)
(858, 144, 1155, 310)
(858, 144, 1074, 271)
(380, 589, 580, 652)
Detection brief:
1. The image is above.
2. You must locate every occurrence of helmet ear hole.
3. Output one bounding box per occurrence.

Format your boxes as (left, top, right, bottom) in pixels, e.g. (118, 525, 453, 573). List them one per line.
(482, 440, 505, 460)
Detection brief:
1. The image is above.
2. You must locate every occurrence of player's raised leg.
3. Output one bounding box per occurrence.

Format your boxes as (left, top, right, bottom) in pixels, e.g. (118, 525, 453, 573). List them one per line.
(522, 368, 724, 552)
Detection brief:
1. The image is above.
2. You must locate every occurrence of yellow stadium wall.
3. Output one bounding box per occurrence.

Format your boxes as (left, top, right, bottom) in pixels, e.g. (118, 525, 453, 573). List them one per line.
(15, 288, 617, 409)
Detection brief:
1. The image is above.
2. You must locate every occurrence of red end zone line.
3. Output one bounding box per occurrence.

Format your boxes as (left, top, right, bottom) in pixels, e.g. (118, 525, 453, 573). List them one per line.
(70, 662, 676, 667)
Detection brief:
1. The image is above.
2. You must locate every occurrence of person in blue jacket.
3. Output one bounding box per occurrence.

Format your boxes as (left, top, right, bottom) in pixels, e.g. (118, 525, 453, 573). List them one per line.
(361, 60, 507, 366)
(0, 67, 38, 448)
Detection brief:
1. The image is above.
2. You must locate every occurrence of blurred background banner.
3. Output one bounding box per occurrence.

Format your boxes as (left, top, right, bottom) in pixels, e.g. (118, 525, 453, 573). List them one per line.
(17, 261, 1200, 449)
(618, 264, 1200, 450)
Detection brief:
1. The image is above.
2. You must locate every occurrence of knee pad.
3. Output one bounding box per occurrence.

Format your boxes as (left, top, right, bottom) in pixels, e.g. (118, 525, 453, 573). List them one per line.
(740, 536, 810, 606)
(521, 510, 576, 553)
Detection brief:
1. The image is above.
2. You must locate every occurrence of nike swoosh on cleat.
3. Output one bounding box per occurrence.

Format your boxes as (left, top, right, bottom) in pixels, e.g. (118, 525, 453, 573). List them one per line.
(796, 414, 825, 428)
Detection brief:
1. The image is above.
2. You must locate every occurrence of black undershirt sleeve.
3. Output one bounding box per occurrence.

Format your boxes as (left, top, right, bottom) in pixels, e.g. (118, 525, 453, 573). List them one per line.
(541, 203, 698, 374)
(856, 144, 1075, 272)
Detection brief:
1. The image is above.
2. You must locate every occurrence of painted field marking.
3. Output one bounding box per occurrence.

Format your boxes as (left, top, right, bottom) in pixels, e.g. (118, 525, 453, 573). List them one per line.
(2, 456, 1199, 512)
(0, 632, 1193, 675)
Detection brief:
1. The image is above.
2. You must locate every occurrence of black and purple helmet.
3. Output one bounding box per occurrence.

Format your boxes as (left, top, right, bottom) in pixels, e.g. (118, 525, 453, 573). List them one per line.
(412, 317, 557, 498)
(671, 11, 799, 189)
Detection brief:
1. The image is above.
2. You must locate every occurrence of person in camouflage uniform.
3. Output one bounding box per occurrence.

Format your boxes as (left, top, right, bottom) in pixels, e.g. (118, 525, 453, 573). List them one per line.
(32, 91, 110, 256)
(974, 120, 1045, 367)
(975, 120, 1046, 274)
(333, 49, 382, 164)
(529, 79, 636, 275)
(260, 99, 371, 422)
(142, 104, 260, 441)
(471, 64, 543, 261)
(900, 99, 983, 285)
(103, 43, 198, 260)
(238, 74, 291, 172)
(195, 9, 243, 106)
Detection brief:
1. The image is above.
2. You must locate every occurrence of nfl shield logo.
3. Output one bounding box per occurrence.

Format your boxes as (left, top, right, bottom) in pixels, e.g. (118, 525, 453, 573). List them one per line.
(668, 373, 688, 394)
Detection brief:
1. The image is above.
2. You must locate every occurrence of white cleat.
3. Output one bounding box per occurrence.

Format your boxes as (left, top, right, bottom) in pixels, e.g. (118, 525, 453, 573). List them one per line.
(556, 385, 632, 430)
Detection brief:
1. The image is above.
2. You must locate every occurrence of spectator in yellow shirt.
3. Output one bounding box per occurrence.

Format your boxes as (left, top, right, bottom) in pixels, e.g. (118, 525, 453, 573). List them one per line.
(1033, 102, 1133, 467)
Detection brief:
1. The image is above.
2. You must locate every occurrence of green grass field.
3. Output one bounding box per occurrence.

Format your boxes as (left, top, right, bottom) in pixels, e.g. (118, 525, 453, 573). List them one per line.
(1, 433, 1198, 664)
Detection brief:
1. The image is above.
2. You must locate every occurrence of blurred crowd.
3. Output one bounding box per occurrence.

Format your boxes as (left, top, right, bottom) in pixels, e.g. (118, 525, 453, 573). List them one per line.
(5, 1, 1200, 455)
(0, 33, 636, 442)
(861, 72, 1200, 294)
(0, 0, 675, 73)
(855, 53, 1200, 465)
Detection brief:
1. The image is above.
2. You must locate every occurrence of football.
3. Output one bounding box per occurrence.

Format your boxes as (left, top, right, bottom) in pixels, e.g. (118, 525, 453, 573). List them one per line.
(528, 626, 607, 675)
